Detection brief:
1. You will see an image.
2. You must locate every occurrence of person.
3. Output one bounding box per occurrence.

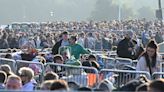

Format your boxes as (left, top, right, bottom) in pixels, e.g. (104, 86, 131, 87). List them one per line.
(135, 83, 148, 92)
(5, 75, 22, 90)
(136, 40, 162, 76)
(69, 35, 90, 60)
(148, 79, 164, 92)
(18, 67, 36, 91)
(0, 31, 9, 49)
(52, 31, 69, 55)
(40, 80, 54, 90)
(117, 31, 135, 59)
(0, 64, 14, 77)
(0, 71, 7, 89)
(77, 32, 85, 47)
(50, 80, 69, 91)
(67, 81, 80, 90)
(77, 87, 92, 91)
(85, 32, 95, 50)
(98, 79, 115, 92)
(53, 54, 64, 64)
(44, 72, 59, 81)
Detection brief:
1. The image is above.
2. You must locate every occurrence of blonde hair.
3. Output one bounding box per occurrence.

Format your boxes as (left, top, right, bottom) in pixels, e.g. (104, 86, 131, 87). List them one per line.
(18, 67, 34, 80)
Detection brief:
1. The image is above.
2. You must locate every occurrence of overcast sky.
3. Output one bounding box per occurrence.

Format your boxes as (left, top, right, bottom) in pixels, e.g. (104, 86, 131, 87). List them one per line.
(0, 0, 163, 24)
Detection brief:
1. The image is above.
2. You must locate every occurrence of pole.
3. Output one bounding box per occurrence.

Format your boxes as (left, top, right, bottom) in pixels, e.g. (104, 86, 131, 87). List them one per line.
(158, 0, 163, 26)
(118, 0, 121, 22)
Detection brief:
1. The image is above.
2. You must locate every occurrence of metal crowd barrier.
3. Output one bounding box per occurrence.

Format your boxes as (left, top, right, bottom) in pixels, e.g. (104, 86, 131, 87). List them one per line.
(45, 63, 99, 88)
(0, 53, 8, 58)
(132, 60, 138, 67)
(99, 69, 151, 88)
(115, 57, 133, 66)
(99, 56, 116, 69)
(160, 62, 164, 72)
(0, 58, 16, 73)
(152, 72, 164, 79)
(16, 60, 44, 84)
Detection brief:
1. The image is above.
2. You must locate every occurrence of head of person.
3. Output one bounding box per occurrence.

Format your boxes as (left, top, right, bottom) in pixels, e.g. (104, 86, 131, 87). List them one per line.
(77, 87, 92, 91)
(5, 75, 22, 90)
(50, 80, 69, 91)
(142, 40, 158, 68)
(125, 31, 133, 40)
(135, 83, 148, 92)
(44, 71, 59, 81)
(69, 35, 77, 45)
(62, 31, 69, 41)
(18, 67, 34, 85)
(78, 32, 85, 38)
(53, 54, 64, 64)
(0, 71, 7, 84)
(148, 79, 164, 92)
(146, 40, 158, 58)
(0, 64, 13, 77)
(41, 80, 54, 90)
(68, 81, 80, 90)
(98, 79, 115, 92)
(4, 53, 12, 59)
(88, 54, 97, 61)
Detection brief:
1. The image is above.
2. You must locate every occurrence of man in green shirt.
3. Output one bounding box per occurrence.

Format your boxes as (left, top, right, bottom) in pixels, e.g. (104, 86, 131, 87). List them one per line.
(69, 35, 90, 59)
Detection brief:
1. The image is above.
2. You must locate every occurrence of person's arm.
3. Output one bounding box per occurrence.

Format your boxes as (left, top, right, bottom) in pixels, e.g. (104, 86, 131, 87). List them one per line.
(136, 57, 146, 71)
(79, 44, 90, 54)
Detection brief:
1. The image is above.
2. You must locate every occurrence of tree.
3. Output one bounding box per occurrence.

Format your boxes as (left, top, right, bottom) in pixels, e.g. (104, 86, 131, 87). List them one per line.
(89, 0, 134, 21)
(137, 6, 155, 20)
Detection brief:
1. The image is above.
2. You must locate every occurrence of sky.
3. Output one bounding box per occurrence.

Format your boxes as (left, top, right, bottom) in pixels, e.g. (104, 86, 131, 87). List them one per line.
(0, 0, 163, 24)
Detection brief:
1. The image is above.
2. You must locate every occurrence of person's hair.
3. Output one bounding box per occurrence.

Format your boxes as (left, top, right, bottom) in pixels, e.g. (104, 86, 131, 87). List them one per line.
(91, 60, 100, 70)
(135, 83, 148, 92)
(98, 79, 114, 92)
(146, 40, 158, 49)
(35, 56, 46, 64)
(41, 80, 54, 90)
(7, 74, 21, 81)
(62, 31, 69, 35)
(77, 87, 92, 91)
(68, 81, 80, 90)
(149, 79, 164, 92)
(7, 74, 22, 85)
(0, 71, 7, 83)
(18, 67, 34, 81)
(44, 72, 59, 81)
(50, 80, 69, 91)
(53, 54, 64, 63)
(0, 64, 13, 77)
(141, 40, 158, 68)
(88, 54, 97, 61)
(4, 54, 12, 59)
(70, 35, 77, 41)
(116, 79, 143, 91)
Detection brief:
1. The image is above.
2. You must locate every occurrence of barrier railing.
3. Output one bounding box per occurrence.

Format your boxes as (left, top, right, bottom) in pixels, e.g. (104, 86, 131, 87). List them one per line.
(99, 69, 151, 88)
(0, 58, 16, 73)
(132, 60, 138, 67)
(45, 63, 99, 88)
(115, 57, 133, 65)
(99, 56, 116, 69)
(152, 72, 164, 79)
(160, 62, 164, 72)
(16, 60, 44, 84)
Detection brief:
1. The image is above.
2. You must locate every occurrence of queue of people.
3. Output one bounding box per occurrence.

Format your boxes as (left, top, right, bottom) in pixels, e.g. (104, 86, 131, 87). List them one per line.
(0, 19, 163, 92)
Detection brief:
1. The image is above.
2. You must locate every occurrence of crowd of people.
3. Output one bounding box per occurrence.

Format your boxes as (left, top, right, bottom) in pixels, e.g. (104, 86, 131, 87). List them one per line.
(0, 19, 163, 91)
